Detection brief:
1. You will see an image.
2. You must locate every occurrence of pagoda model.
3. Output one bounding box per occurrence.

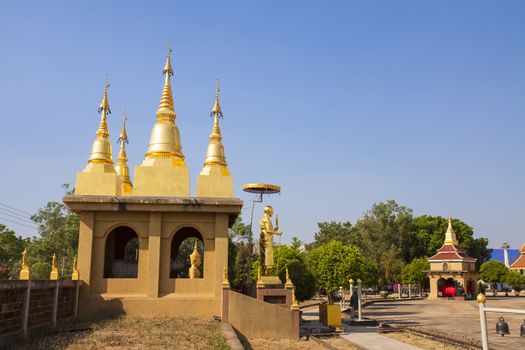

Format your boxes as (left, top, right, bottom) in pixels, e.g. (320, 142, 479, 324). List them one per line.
(74, 75, 122, 195)
(196, 80, 234, 197)
(509, 243, 525, 275)
(428, 217, 478, 299)
(133, 45, 190, 196)
(64, 44, 242, 319)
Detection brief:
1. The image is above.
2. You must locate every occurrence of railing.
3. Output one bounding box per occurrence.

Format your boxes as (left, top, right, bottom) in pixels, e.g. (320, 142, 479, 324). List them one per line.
(477, 293, 525, 350)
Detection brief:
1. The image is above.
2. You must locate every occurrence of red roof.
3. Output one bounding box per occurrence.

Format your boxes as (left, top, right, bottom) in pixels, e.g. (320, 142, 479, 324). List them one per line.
(510, 249, 525, 269)
(428, 243, 476, 262)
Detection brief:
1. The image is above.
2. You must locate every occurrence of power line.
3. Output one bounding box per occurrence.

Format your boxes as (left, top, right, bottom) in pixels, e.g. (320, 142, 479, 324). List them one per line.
(0, 205, 32, 219)
(0, 216, 38, 230)
(0, 202, 33, 217)
(0, 209, 34, 224)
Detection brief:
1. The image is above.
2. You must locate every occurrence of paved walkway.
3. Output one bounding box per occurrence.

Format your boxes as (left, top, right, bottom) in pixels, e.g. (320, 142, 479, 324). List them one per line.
(301, 306, 423, 350)
(363, 297, 525, 350)
(340, 325, 422, 350)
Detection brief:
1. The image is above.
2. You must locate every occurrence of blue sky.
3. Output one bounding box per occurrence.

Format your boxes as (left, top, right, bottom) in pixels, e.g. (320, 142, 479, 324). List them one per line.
(0, 1, 524, 248)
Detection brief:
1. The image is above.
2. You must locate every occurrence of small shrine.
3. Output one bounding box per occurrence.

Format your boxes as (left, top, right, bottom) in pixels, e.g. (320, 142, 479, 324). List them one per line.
(509, 243, 525, 275)
(427, 218, 478, 300)
(63, 46, 242, 319)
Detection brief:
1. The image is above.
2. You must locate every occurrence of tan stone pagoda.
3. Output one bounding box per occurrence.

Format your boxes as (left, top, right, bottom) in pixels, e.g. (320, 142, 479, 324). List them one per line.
(64, 46, 242, 319)
(427, 218, 478, 300)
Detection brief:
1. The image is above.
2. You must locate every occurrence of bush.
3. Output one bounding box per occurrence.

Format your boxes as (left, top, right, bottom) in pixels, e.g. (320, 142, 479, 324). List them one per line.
(379, 291, 389, 299)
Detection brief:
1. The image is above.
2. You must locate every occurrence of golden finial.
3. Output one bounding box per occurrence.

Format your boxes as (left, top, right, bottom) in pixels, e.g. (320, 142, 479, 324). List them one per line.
(444, 216, 459, 245)
(202, 80, 227, 167)
(50, 253, 58, 280)
(222, 266, 230, 286)
(211, 79, 223, 118)
(257, 266, 264, 285)
(285, 266, 293, 288)
(19, 248, 30, 280)
(118, 110, 128, 143)
(163, 41, 174, 77)
(72, 255, 80, 281)
(115, 110, 132, 192)
(291, 287, 299, 309)
(88, 75, 114, 164)
(98, 73, 111, 113)
(189, 240, 202, 279)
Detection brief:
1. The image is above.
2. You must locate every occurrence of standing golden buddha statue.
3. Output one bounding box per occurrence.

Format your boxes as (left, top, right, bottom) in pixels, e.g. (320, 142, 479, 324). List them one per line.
(259, 205, 282, 273)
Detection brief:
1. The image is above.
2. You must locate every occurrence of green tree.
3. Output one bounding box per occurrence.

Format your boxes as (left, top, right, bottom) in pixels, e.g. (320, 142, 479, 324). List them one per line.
(305, 241, 378, 302)
(290, 237, 303, 251)
(504, 271, 525, 293)
(273, 245, 315, 301)
(20, 196, 80, 279)
(412, 215, 490, 269)
(309, 221, 358, 249)
(402, 257, 430, 296)
(353, 200, 414, 287)
(228, 217, 255, 292)
(479, 261, 508, 285)
(0, 224, 26, 278)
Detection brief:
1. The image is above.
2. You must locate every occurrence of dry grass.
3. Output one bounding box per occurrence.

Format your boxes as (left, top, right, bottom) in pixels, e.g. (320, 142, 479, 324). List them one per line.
(11, 317, 229, 350)
(249, 336, 359, 350)
(385, 331, 468, 350)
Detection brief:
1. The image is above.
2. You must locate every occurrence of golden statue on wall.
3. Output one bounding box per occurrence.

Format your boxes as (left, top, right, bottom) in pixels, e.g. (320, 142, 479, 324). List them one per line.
(259, 205, 282, 272)
(189, 241, 202, 279)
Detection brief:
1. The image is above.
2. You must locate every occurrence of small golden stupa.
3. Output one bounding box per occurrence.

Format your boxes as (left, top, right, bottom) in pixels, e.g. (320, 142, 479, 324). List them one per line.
(74, 75, 122, 195)
(196, 80, 234, 197)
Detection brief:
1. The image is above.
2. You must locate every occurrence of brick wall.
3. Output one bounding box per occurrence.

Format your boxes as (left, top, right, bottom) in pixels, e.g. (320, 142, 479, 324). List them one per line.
(0, 280, 80, 344)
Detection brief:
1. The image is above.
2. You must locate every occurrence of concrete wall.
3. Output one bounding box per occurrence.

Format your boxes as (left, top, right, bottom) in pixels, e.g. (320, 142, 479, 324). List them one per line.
(228, 290, 297, 339)
(0, 280, 80, 346)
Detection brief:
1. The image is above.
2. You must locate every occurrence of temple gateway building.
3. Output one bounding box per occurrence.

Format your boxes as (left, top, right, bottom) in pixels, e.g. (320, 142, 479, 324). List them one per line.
(64, 47, 242, 319)
(427, 218, 478, 300)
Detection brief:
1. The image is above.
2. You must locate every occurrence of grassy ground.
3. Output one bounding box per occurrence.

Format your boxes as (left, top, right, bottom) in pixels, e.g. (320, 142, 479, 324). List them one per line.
(384, 331, 469, 350)
(11, 317, 229, 350)
(249, 336, 359, 350)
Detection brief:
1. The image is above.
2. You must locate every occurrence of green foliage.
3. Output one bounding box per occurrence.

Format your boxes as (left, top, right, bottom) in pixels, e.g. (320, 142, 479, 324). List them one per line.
(402, 257, 430, 287)
(353, 200, 413, 287)
(503, 271, 525, 292)
(274, 245, 315, 301)
(479, 260, 508, 284)
(305, 241, 378, 301)
(0, 224, 26, 278)
(228, 217, 255, 292)
(290, 237, 303, 251)
(309, 221, 357, 249)
(20, 198, 80, 280)
(412, 215, 491, 269)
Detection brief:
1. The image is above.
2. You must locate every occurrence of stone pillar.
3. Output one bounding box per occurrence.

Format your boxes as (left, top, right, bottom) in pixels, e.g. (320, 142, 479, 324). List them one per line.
(52, 280, 60, 327)
(77, 212, 95, 298)
(147, 212, 162, 298)
(214, 214, 229, 297)
(291, 305, 300, 339)
(221, 285, 230, 323)
(21, 281, 31, 337)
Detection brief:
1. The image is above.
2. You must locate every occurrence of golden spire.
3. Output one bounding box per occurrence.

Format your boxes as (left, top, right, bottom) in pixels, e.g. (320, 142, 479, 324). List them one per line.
(88, 75, 114, 164)
(19, 248, 30, 280)
(115, 110, 132, 191)
(444, 216, 459, 245)
(144, 43, 184, 160)
(222, 266, 230, 287)
(72, 255, 79, 281)
(203, 79, 227, 167)
(50, 253, 58, 280)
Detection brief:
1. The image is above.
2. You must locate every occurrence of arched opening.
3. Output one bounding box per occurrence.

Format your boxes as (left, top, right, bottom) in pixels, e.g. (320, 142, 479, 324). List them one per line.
(438, 277, 457, 297)
(104, 226, 139, 278)
(170, 227, 204, 278)
(442, 263, 448, 271)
